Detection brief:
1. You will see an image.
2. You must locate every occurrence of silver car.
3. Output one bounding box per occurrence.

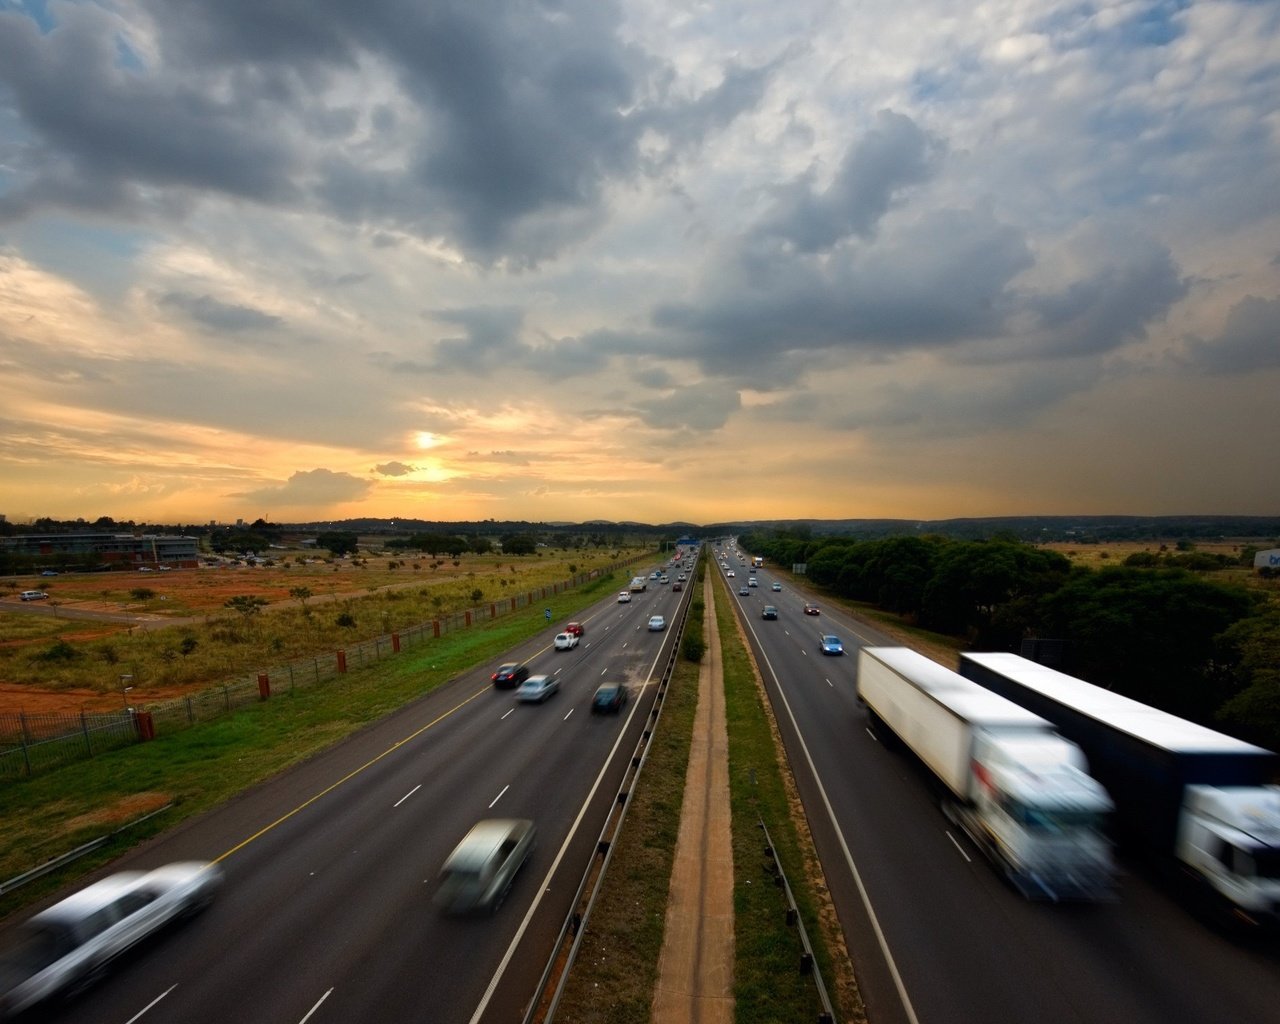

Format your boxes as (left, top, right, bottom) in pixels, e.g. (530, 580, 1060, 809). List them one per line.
(0, 862, 223, 1016)
(516, 674, 560, 702)
(434, 819, 536, 913)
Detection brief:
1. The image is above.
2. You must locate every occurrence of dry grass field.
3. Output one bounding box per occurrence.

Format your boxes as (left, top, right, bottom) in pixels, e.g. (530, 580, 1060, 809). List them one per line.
(0, 547, 648, 715)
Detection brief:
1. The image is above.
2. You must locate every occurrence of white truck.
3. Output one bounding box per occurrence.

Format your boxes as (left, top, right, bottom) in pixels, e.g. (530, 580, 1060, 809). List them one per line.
(629, 576, 647, 593)
(858, 647, 1115, 900)
(960, 652, 1280, 927)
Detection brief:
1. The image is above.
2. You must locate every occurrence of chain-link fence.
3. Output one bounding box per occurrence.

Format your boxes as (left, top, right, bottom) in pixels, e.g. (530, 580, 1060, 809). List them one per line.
(1, 562, 645, 780)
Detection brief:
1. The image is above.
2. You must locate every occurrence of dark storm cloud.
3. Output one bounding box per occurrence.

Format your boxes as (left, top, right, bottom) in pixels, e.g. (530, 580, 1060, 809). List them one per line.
(654, 204, 1033, 379)
(755, 110, 945, 251)
(157, 292, 284, 333)
(1185, 295, 1280, 373)
(0, 1, 770, 263)
(1023, 235, 1187, 357)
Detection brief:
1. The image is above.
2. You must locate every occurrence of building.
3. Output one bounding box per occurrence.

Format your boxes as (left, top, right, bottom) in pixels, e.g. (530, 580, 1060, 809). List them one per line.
(0, 533, 201, 568)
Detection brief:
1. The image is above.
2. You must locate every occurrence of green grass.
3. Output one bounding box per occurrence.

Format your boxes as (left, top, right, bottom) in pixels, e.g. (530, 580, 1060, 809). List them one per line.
(715, 572, 861, 1024)
(0, 572, 623, 921)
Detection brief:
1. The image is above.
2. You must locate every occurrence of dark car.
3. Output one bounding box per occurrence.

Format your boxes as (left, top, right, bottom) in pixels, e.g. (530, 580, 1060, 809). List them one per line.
(592, 683, 628, 714)
(672, 580, 683, 591)
(492, 663, 531, 689)
(803, 603, 820, 615)
(762, 605, 778, 620)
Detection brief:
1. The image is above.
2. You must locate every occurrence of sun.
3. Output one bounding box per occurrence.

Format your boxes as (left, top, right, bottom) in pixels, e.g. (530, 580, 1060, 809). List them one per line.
(414, 431, 442, 450)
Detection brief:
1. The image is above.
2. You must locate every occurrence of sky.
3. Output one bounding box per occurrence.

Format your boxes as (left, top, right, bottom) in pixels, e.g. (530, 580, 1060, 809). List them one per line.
(0, 0, 1277, 527)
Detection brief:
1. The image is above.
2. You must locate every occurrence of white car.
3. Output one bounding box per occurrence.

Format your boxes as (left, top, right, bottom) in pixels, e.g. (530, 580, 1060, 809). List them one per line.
(618, 591, 632, 603)
(516, 675, 560, 703)
(19, 590, 48, 601)
(648, 615, 666, 631)
(726, 570, 735, 578)
(554, 632, 579, 651)
(0, 863, 222, 1016)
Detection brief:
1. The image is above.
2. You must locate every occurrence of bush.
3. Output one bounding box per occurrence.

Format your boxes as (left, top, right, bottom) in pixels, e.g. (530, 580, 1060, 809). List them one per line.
(681, 633, 706, 663)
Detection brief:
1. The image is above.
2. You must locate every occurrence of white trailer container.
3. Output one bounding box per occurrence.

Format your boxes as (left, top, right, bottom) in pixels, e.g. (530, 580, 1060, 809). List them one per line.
(858, 647, 1115, 900)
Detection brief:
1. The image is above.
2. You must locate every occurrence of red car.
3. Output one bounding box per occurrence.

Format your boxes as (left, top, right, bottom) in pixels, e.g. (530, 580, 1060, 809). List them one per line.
(565, 622, 584, 637)
(803, 603, 820, 615)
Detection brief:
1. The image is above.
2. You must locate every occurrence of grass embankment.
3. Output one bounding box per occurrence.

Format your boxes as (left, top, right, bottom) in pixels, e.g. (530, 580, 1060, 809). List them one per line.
(0, 572, 623, 921)
(554, 566, 860, 1022)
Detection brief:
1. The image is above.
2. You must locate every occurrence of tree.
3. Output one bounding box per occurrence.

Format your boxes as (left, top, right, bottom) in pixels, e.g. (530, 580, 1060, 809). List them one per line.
(225, 594, 269, 627)
(317, 531, 359, 556)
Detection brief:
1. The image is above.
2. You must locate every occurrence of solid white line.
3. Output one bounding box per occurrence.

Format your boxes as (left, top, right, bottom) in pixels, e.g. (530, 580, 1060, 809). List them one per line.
(123, 985, 178, 1024)
(467, 627, 669, 1024)
(502, 707, 515, 720)
(393, 784, 421, 808)
(947, 831, 972, 862)
(489, 784, 509, 809)
(741, 606, 923, 1024)
(298, 987, 334, 1024)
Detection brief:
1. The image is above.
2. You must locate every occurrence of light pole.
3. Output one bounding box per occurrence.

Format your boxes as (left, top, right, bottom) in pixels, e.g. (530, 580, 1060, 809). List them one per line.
(120, 673, 133, 711)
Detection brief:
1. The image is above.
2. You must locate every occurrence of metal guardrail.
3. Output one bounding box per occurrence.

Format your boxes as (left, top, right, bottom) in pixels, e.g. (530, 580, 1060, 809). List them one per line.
(759, 818, 836, 1024)
(525, 562, 697, 1024)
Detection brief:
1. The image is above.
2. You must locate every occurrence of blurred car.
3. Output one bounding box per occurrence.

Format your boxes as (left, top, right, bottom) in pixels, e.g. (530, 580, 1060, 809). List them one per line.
(492, 663, 531, 689)
(726, 570, 735, 577)
(617, 591, 632, 603)
(738, 586, 749, 596)
(803, 603, 820, 615)
(748, 578, 758, 587)
(19, 591, 48, 602)
(553, 632, 579, 651)
(648, 615, 666, 631)
(762, 605, 778, 620)
(433, 819, 535, 914)
(564, 622, 585, 637)
(771, 582, 782, 592)
(516, 675, 560, 702)
(0, 862, 223, 1016)
(672, 581, 683, 591)
(820, 635, 844, 655)
(39, 570, 58, 577)
(658, 575, 670, 584)
(592, 683, 628, 713)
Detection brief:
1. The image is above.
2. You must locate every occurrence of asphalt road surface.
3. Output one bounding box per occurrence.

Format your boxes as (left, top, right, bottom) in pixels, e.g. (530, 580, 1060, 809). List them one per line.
(10, 562, 694, 1024)
(721, 552, 1280, 1024)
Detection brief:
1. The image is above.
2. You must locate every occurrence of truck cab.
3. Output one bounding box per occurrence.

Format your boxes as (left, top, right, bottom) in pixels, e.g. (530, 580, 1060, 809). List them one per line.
(1176, 786, 1280, 925)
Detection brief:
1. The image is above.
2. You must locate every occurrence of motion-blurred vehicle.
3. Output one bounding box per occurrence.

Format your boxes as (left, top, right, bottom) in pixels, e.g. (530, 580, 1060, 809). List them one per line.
(771, 582, 782, 592)
(491, 663, 530, 689)
(748, 578, 758, 587)
(738, 586, 749, 596)
(0, 862, 223, 1016)
(516, 675, 560, 703)
(564, 622, 585, 637)
(672, 581, 683, 591)
(618, 591, 632, 603)
(820, 635, 844, 655)
(803, 603, 820, 615)
(18, 591, 47, 602)
(647, 615, 666, 631)
(592, 683, 628, 714)
(762, 605, 778, 620)
(553, 632, 579, 651)
(433, 819, 535, 914)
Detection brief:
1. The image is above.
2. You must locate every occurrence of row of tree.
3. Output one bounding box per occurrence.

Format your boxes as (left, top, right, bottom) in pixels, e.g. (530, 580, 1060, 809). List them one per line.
(738, 529, 1280, 750)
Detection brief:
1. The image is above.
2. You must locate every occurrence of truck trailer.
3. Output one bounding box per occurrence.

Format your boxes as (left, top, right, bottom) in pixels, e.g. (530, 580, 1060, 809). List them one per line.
(857, 647, 1114, 900)
(960, 652, 1280, 926)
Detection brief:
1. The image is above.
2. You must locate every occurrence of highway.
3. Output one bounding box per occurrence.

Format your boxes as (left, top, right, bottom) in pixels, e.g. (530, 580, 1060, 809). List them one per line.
(720, 548, 1280, 1024)
(16, 560, 694, 1024)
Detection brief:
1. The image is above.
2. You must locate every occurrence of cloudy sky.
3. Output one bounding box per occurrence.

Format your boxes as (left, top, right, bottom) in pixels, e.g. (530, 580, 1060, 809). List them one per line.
(1, 0, 1277, 526)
